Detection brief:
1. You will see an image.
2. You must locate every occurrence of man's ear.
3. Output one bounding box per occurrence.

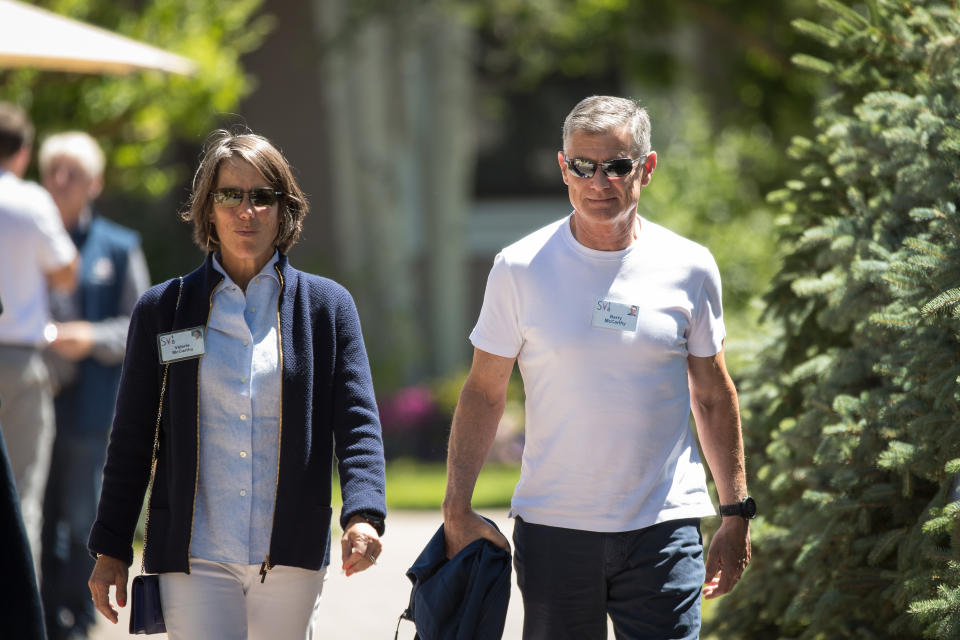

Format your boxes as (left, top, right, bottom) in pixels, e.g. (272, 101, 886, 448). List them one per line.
(557, 150, 569, 186)
(10, 145, 31, 178)
(640, 150, 658, 186)
(89, 175, 103, 200)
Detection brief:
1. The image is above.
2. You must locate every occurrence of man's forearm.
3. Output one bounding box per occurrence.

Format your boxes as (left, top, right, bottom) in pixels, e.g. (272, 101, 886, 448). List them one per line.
(694, 391, 747, 505)
(89, 317, 131, 364)
(47, 255, 78, 293)
(442, 384, 506, 516)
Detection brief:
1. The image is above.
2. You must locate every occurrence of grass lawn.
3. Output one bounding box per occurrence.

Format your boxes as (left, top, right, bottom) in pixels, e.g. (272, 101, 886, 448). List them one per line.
(333, 458, 520, 510)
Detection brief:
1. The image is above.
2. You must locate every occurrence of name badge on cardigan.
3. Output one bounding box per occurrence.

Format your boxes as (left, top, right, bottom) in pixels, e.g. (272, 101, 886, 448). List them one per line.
(592, 299, 639, 332)
(157, 327, 206, 363)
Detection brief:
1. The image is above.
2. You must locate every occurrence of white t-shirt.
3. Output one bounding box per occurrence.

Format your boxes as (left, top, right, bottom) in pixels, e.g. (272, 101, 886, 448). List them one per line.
(470, 214, 725, 532)
(0, 169, 76, 344)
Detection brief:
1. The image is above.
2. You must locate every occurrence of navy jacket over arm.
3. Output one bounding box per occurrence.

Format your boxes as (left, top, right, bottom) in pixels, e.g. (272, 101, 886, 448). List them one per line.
(88, 253, 386, 573)
(401, 518, 511, 640)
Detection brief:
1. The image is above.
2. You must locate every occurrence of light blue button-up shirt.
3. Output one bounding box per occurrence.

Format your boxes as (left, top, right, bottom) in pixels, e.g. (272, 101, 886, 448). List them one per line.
(191, 252, 282, 564)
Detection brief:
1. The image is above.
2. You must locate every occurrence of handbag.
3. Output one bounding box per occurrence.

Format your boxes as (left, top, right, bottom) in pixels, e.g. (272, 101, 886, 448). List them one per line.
(130, 574, 166, 634)
(129, 276, 183, 635)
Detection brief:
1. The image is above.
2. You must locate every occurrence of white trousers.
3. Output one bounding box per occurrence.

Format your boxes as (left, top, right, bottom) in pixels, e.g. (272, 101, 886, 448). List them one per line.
(159, 558, 327, 640)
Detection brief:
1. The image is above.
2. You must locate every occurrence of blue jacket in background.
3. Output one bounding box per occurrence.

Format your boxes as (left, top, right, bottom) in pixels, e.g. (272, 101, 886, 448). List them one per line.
(400, 518, 511, 640)
(56, 214, 138, 436)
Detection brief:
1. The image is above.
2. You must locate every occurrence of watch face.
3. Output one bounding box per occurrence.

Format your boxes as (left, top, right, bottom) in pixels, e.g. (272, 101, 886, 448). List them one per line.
(742, 497, 757, 519)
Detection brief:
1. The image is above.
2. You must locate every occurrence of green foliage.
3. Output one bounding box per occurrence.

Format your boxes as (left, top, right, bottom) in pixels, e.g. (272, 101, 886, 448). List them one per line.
(384, 459, 520, 510)
(332, 460, 520, 510)
(0, 0, 270, 197)
(457, 0, 827, 140)
(910, 574, 960, 640)
(640, 90, 783, 369)
(709, 1, 960, 638)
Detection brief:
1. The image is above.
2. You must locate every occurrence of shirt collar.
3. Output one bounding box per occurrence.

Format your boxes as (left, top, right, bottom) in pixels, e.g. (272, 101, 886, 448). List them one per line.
(211, 250, 281, 292)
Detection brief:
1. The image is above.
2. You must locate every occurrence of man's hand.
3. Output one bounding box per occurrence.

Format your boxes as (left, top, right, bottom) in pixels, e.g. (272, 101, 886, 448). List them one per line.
(442, 508, 510, 559)
(341, 516, 383, 577)
(88, 554, 129, 624)
(702, 517, 751, 599)
(49, 320, 94, 361)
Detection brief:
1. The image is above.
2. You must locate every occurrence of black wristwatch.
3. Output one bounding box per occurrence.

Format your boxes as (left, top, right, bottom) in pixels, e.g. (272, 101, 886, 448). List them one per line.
(353, 512, 386, 536)
(719, 496, 757, 520)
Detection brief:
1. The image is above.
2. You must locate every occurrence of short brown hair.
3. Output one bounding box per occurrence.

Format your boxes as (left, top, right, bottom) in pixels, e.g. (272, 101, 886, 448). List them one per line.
(181, 130, 308, 253)
(0, 102, 34, 161)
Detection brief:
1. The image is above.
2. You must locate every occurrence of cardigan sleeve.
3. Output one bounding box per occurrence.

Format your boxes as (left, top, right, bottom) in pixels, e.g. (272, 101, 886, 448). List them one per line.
(87, 284, 166, 565)
(330, 288, 387, 530)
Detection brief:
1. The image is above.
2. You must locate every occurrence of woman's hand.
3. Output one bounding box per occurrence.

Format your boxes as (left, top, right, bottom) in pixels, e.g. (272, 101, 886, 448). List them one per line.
(88, 554, 129, 624)
(341, 515, 383, 577)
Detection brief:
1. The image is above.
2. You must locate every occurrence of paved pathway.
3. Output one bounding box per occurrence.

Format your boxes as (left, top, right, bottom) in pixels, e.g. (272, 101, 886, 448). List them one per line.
(90, 510, 557, 640)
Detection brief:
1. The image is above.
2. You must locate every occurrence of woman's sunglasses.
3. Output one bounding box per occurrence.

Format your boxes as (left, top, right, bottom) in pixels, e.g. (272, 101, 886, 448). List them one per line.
(563, 153, 646, 179)
(211, 187, 283, 208)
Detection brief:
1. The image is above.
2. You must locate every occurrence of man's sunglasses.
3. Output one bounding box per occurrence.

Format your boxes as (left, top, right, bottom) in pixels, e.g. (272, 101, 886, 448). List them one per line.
(563, 153, 646, 179)
(211, 188, 283, 208)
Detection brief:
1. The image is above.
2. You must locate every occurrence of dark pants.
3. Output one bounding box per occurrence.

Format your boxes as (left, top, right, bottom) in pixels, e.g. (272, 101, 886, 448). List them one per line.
(40, 431, 109, 640)
(512, 517, 704, 640)
(0, 427, 46, 639)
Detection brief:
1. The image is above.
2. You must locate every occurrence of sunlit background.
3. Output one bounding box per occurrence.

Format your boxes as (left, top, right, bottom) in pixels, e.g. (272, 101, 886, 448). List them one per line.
(4, 1, 960, 637)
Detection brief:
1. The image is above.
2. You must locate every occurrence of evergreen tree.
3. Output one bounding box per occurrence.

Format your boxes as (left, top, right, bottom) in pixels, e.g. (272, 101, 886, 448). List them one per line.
(707, 1, 960, 638)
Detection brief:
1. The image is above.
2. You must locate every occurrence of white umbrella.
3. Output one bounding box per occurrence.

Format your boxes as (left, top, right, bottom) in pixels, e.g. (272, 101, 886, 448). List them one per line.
(0, 0, 195, 75)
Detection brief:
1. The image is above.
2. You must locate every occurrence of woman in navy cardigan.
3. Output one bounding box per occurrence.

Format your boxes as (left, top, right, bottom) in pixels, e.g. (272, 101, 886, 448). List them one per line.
(87, 131, 386, 638)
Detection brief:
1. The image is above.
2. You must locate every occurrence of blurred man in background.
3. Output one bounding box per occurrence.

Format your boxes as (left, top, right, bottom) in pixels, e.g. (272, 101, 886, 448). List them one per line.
(38, 131, 150, 640)
(0, 102, 77, 573)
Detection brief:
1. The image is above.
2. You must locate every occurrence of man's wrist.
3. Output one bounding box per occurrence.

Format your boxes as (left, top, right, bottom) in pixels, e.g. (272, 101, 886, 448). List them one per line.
(719, 496, 757, 520)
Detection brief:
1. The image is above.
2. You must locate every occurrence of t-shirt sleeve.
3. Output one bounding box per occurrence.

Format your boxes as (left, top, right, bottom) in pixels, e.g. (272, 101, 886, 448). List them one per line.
(468, 252, 523, 358)
(29, 188, 76, 272)
(686, 250, 726, 358)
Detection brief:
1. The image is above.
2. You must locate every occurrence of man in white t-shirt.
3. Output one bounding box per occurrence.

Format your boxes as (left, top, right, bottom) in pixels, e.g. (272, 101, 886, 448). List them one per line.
(443, 96, 753, 639)
(0, 102, 77, 571)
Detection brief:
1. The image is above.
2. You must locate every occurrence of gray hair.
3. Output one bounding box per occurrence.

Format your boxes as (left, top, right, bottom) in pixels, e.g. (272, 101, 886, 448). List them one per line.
(562, 96, 651, 157)
(39, 131, 105, 179)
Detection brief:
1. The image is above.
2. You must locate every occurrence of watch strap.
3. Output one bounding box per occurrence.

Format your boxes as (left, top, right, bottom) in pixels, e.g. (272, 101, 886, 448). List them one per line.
(353, 512, 386, 536)
(719, 496, 756, 520)
(719, 503, 743, 517)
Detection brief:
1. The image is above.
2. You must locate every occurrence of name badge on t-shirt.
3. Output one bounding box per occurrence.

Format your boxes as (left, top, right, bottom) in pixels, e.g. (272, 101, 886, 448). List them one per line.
(592, 299, 639, 332)
(157, 326, 206, 363)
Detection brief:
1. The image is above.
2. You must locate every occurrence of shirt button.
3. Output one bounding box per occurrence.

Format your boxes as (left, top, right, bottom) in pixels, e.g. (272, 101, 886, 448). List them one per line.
(240, 414, 247, 421)
(242, 339, 249, 346)
(241, 377, 247, 383)
(251, 306, 257, 312)
(240, 489, 247, 497)
(240, 451, 247, 458)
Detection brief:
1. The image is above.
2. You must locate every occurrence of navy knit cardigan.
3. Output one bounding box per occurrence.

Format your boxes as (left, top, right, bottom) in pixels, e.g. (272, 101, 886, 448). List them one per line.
(88, 253, 386, 574)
